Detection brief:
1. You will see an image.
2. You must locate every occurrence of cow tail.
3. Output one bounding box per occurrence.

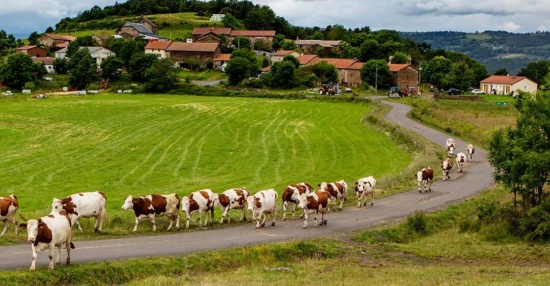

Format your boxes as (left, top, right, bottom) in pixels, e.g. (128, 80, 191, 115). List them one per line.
(18, 210, 28, 222)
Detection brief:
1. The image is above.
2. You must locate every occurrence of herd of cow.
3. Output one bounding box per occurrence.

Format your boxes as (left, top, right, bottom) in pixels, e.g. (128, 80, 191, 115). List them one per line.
(415, 138, 475, 193)
(1, 138, 474, 271)
(0, 177, 377, 271)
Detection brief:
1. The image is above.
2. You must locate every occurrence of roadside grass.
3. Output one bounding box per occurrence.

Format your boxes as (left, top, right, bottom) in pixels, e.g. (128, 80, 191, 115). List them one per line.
(0, 94, 415, 243)
(178, 69, 227, 81)
(404, 96, 518, 147)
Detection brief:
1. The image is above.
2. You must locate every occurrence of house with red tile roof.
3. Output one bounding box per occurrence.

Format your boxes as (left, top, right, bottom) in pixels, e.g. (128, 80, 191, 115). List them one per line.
(212, 53, 231, 69)
(271, 50, 300, 63)
(144, 40, 173, 58)
(166, 42, 221, 64)
(307, 57, 363, 87)
(480, 75, 537, 95)
(192, 27, 276, 46)
(297, 54, 318, 66)
(388, 64, 419, 92)
(16, 45, 47, 57)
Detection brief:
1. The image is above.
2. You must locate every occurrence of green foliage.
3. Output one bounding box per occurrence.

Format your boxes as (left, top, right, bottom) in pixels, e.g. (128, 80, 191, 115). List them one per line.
(360, 60, 391, 88)
(129, 53, 158, 82)
(282, 54, 300, 68)
(360, 39, 380, 62)
(144, 58, 179, 92)
(311, 61, 339, 84)
(221, 13, 244, 30)
(392, 52, 409, 64)
(66, 41, 80, 58)
(232, 37, 251, 50)
(270, 61, 296, 89)
(225, 49, 260, 85)
(423, 56, 452, 88)
(109, 39, 144, 70)
(28, 31, 40, 45)
(100, 56, 124, 80)
(518, 60, 550, 85)
(0, 53, 36, 89)
(0, 30, 17, 56)
(53, 57, 69, 74)
(272, 34, 285, 51)
(68, 48, 98, 89)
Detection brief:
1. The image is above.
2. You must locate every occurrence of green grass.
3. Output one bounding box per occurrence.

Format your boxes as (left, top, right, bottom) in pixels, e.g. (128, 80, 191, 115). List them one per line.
(178, 69, 228, 81)
(0, 94, 411, 240)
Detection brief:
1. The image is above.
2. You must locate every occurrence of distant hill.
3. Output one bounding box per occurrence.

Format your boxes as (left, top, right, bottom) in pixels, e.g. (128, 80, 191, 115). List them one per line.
(399, 31, 550, 75)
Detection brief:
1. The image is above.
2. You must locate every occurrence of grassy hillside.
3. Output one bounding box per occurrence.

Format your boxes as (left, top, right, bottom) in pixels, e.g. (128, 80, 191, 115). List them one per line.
(0, 94, 412, 241)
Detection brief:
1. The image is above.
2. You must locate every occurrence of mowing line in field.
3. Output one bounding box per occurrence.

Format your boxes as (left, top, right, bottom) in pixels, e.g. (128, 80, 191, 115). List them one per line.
(252, 108, 284, 186)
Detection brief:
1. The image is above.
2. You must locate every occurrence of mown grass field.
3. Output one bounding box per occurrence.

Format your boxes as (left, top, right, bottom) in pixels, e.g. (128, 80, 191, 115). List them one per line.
(0, 94, 411, 241)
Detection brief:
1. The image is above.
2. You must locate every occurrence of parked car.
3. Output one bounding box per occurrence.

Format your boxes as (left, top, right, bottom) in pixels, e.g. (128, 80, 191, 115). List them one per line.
(471, 89, 486, 94)
(447, 88, 464, 95)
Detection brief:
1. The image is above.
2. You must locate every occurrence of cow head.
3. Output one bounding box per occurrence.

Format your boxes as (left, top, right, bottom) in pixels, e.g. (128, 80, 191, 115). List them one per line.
(121, 195, 134, 210)
(318, 182, 328, 191)
(180, 197, 190, 213)
(19, 219, 39, 243)
(297, 193, 309, 209)
(51, 198, 64, 214)
(416, 169, 425, 182)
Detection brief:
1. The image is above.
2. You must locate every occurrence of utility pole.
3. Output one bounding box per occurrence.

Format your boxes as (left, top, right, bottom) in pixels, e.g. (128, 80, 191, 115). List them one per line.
(418, 61, 423, 95)
(375, 64, 378, 93)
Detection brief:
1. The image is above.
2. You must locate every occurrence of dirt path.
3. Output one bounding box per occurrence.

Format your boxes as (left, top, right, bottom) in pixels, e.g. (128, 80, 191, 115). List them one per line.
(0, 100, 494, 270)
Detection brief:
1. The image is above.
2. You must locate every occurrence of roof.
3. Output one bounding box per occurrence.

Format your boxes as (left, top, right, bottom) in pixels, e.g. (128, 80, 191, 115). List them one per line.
(309, 58, 359, 69)
(44, 34, 76, 41)
(297, 54, 318, 65)
(141, 17, 158, 28)
(348, 62, 364, 70)
(295, 40, 340, 47)
(273, 50, 298, 57)
(166, 42, 219, 52)
(213, 53, 231, 61)
(388, 64, 411, 72)
(16, 45, 40, 50)
(32, 57, 54, 65)
(144, 40, 172, 50)
(481, 75, 537, 85)
(230, 30, 276, 37)
(192, 27, 232, 36)
(121, 22, 156, 36)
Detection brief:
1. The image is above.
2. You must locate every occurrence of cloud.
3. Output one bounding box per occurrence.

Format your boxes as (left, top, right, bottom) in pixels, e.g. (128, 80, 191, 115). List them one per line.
(497, 21, 521, 32)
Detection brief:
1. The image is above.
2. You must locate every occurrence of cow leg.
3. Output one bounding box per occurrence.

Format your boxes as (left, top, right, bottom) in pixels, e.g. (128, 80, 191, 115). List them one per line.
(271, 208, 276, 227)
(313, 211, 319, 228)
(302, 211, 308, 229)
(66, 239, 71, 265)
(55, 244, 61, 267)
(185, 213, 191, 229)
(220, 207, 228, 224)
(0, 223, 7, 237)
(175, 213, 181, 230)
(150, 216, 157, 232)
(282, 201, 288, 221)
(49, 245, 55, 270)
(260, 212, 267, 228)
(198, 211, 203, 227)
(338, 197, 344, 211)
(133, 217, 140, 232)
(370, 191, 375, 206)
(73, 216, 83, 232)
(96, 209, 106, 232)
(30, 244, 37, 271)
(166, 216, 174, 231)
(13, 217, 18, 236)
(356, 192, 362, 207)
(241, 208, 246, 222)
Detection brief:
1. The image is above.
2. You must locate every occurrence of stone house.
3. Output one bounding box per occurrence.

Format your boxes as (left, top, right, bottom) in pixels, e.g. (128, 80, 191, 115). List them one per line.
(38, 34, 76, 48)
(16, 45, 47, 57)
(166, 42, 221, 64)
(116, 22, 164, 40)
(192, 27, 276, 46)
(295, 39, 340, 56)
(480, 75, 538, 95)
(389, 64, 419, 91)
(307, 57, 363, 87)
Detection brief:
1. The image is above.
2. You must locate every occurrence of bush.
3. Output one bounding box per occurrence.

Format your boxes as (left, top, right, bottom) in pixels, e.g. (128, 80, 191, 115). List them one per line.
(406, 210, 432, 235)
(520, 201, 550, 241)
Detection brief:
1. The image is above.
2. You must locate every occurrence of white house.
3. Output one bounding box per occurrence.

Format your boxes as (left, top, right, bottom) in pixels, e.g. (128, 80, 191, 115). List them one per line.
(144, 40, 172, 59)
(210, 14, 225, 22)
(55, 46, 116, 67)
(480, 75, 538, 95)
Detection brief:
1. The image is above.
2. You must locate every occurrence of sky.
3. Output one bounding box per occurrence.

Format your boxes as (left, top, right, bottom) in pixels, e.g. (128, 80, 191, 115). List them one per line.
(1, 0, 550, 37)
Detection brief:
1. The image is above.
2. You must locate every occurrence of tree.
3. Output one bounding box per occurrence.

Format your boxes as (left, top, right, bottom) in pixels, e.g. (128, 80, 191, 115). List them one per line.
(360, 59, 391, 88)
(488, 92, 550, 208)
(28, 32, 40, 45)
(494, 68, 509, 75)
(282, 55, 300, 68)
(225, 57, 251, 85)
(221, 13, 244, 30)
(272, 34, 285, 51)
(232, 37, 251, 50)
(518, 60, 549, 85)
(144, 58, 179, 92)
(66, 41, 80, 58)
(129, 53, 158, 82)
(109, 39, 144, 70)
(423, 56, 452, 88)
(311, 61, 338, 84)
(100, 56, 124, 80)
(270, 61, 296, 88)
(53, 58, 69, 74)
(360, 39, 380, 62)
(326, 24, 347, 40)
(0, 53, 36, 89)
(392, 52, 409, 64)
(68, 48, 98, 89)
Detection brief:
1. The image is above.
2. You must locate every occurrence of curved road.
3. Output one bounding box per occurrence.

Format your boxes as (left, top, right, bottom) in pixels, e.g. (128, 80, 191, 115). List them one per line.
(0, 100, 494, 270)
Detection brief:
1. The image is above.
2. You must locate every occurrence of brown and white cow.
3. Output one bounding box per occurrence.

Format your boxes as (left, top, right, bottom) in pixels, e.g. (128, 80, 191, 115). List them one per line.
(298, 190, 330, 229)
(213, 188, 250, 224)
(446, 138, 456, 156)
(19, 213, 75, 271)
(456, 152, 466, 172)
(354, 176, 376, 207)
(281, 182, 314, 221)
(51, 191, 107, 232)
(466, 144, 475, 162)
(416, 167, 434, 193)
(441, 157, 453, 180)
(1, 194, 19, 237)
(318, 180, 348, 211)
(121, 193, 180, 232)
(181, 189, 216, 229)
(247, 189, 278, 229)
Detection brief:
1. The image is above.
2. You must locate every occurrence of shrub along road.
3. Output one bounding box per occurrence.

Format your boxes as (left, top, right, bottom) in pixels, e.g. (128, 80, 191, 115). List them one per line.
(0, 100, 494, 270)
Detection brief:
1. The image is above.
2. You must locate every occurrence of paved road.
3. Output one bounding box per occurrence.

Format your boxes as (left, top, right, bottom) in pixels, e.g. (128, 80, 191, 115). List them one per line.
(0, 100, 494, 270)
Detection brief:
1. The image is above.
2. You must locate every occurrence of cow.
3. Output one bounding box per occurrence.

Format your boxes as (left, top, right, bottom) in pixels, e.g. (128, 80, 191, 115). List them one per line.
(19, 213, 75, 271)
(318, 180, 348, 211)
(416, 167, 434, 193)
(1, 194, 19, 237)
(121, 193, 180, 232)
(298, 190, 330, 229)
(456, 152, 466, 173)
(354, 177, 376, 207)
(181, 189, 216, 229)
(51, 191, 107, 233)
(281, 182, 314, 221)
(213, 188, 249, 224)
(441, 157, 453, 180)
(446, 138, 456, 156)
(247, 189, 278, 229)
(466, 144, 475, 162)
